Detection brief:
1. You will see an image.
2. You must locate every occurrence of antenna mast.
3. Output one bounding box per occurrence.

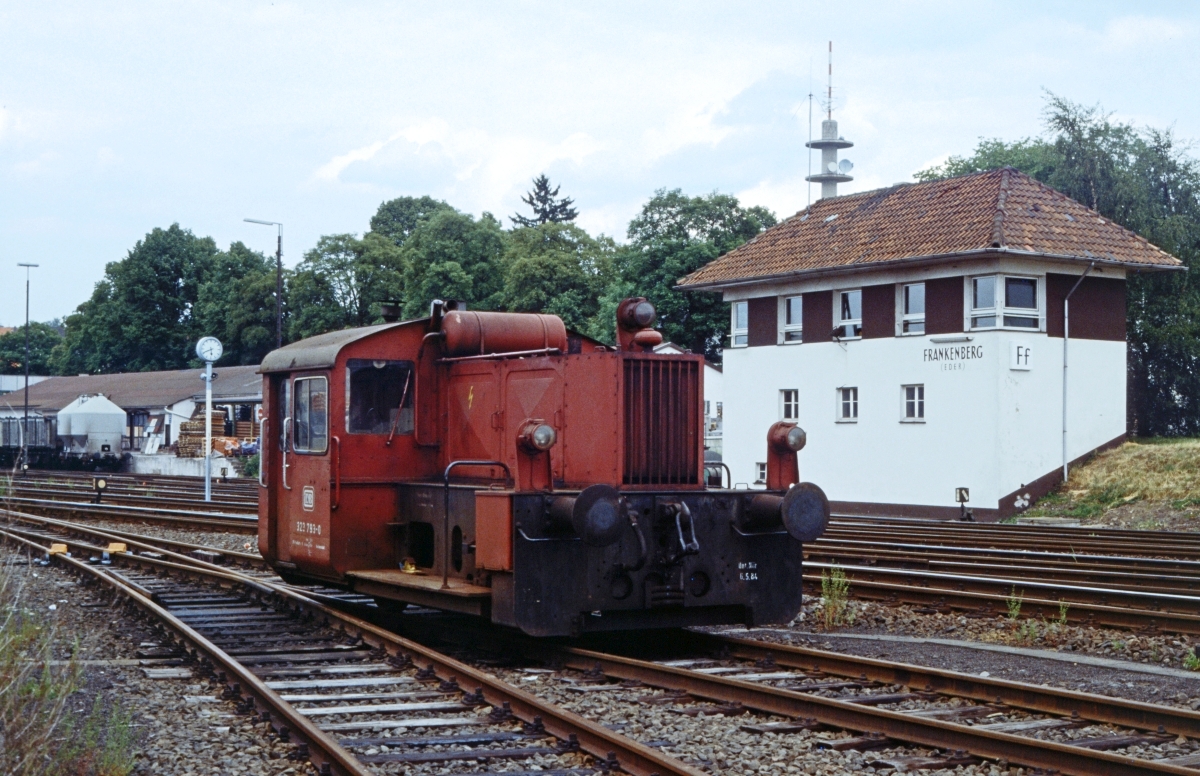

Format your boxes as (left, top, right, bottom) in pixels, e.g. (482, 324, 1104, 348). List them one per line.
(804, 40, 853, 200)
(827, 40, 833, 120)
(807, 60, 813, 209)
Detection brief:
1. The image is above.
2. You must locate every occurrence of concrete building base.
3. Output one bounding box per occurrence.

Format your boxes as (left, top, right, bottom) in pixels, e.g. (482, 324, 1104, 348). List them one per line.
(125, 452, 241, 478)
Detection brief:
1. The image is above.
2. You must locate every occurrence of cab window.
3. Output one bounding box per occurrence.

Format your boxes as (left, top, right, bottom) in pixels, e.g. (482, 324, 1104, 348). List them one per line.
(347, 359, 414, 435)
(293, 377, 329, 454)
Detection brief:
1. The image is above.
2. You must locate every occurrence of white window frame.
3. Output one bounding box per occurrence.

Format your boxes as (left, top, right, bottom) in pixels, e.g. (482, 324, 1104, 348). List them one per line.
(835, 289, 862, 339)
(704, 400, 711, 417)
(716, 401, 723, 419)
(837, 386, 858, 422)
(901, 283, 925, 335)
(781, 295, 803, 343)
(754, 462, 767, 484)
(968, 274, 1044, 332)
(780, 389, 799, 420)
(731, 301, 748, 347)
(901, 384, 925, 422)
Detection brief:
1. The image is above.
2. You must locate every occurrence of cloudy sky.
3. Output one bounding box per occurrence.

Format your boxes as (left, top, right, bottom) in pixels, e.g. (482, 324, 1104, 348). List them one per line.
(2, 1, 1198, 324)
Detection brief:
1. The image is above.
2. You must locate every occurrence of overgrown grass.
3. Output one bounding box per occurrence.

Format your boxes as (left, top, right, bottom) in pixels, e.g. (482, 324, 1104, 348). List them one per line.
(1005, 586, 1023, 620)
(0, 555, 137, 775)
(1025, 439, 1200, 517)
(820, 564, 854, 629)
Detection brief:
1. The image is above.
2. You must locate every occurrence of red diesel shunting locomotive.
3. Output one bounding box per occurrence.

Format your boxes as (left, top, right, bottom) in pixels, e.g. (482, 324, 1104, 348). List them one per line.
(257, 298, 828, 636)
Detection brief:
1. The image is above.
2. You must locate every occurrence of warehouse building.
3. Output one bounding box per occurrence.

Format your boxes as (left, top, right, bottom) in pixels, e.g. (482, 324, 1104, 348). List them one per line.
(678, 168, 1183, 520)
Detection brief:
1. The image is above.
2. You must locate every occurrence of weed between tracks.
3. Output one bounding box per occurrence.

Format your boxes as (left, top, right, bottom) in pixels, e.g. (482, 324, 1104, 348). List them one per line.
(0, 553, 136, 776)
(820, 564, 855, 629)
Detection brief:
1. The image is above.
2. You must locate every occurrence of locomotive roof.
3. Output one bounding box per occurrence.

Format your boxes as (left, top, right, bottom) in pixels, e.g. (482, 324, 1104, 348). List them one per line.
(259, 321, 408, 374)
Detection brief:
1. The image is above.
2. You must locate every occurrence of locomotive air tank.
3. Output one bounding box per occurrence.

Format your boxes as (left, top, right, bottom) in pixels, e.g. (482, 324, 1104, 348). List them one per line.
(257, 299, 829, 636)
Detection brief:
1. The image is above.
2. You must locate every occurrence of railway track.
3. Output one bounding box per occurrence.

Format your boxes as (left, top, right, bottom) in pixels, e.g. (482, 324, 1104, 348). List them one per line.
(5, 473, 258, 513)
(0, 494, 258, 533)
(10, 508, 1200, 774)
(0, 519, 699, 776)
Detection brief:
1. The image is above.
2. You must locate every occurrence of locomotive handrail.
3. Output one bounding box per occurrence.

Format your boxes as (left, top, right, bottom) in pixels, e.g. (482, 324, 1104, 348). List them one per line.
(331, 436, 341, 511)
(442, 459, 513, 590)
(258, 419, 268, 489)
(281, 417, 292, 491)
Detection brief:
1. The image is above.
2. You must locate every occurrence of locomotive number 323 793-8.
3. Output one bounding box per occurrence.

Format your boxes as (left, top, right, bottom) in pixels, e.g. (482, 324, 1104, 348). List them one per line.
(295, 521, 322, 536)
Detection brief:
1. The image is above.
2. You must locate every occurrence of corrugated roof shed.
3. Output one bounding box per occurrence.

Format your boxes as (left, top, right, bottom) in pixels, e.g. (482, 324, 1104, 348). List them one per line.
(0, 364, 262, 414)
(678, 168, 1184, 289)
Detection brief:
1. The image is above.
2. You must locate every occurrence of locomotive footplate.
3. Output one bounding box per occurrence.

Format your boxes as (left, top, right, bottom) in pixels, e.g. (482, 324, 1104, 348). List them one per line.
(345, 569, 492, 617)
(493, 489, 813, 637)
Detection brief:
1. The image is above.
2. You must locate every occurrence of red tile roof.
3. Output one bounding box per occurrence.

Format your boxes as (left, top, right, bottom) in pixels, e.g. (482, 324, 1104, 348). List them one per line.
(678, 168, 1183, 289)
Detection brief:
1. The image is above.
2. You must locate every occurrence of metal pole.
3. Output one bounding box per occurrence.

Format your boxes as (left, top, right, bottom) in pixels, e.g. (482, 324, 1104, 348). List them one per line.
(275, 227, 283, 349)
(17, 262, 37, 470)
(23, 269, 29, 466)
(1062, 262, 1095, 483)
(205, 360, 213, 502)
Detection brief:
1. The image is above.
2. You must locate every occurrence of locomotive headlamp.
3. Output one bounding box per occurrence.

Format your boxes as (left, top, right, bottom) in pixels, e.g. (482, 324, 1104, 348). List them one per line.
(617, 297, 656, 330)
(768, 421, 806, 454)
(785, 426, 807, 452)
(519, 422, 557, 453)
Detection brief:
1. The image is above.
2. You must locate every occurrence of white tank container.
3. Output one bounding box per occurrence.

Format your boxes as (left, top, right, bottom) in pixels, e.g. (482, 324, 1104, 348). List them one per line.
(57, 394, 126, 456)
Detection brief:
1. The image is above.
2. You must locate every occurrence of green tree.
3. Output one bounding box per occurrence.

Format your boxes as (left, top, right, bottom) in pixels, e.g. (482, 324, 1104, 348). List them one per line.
(370, 195, 455, 247)
(400, 210, 507, 319)
(195, 241, 283, 366)
(502, 223, 616, 333)
(628, 190, 776, 359)
(0, 323, 62, 375)
(289, 232, 405, 340)
(510, 175, 578, 227)
(917, 93, 1200, 436)
(51, 224, 219, 374)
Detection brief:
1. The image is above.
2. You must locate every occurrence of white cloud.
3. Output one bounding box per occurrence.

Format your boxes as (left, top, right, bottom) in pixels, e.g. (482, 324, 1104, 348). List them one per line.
(13, 152, 59, 175)
(1102, 16, 1194, 48)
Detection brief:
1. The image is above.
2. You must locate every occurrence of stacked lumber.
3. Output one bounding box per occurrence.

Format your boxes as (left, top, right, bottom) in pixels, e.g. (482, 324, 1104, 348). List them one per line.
(177, 410, 228, 458)
(234, 421, 259, 439)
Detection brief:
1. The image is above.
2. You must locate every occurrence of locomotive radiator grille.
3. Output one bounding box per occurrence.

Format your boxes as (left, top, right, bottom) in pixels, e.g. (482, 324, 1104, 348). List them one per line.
(623, 357, 700, 485)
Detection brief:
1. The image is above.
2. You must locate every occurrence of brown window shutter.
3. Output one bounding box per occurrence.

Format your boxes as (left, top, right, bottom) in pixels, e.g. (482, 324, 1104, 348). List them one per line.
(862, 284, 895, 339)
(1047, 274, 1125, 341)
(747, 296, 777, 347)
(801, 291, 833, 343)
(925, 276, 964, 335)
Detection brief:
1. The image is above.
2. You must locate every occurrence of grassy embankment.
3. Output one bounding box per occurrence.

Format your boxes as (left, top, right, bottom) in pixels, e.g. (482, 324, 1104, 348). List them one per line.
(1024, 438, 1200, 529)
(0, 547, 137, 775)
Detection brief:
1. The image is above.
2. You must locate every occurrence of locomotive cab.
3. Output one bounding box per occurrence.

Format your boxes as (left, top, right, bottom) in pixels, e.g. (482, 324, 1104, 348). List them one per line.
(258, 299, 828, 636)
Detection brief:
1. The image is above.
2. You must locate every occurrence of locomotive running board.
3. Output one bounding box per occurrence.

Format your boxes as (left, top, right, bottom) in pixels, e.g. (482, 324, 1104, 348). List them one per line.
(346, 570, 491, 617)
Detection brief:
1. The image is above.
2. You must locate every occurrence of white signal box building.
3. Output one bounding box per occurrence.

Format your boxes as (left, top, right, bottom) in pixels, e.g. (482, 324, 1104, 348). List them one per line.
(678, 169, 1183, 520)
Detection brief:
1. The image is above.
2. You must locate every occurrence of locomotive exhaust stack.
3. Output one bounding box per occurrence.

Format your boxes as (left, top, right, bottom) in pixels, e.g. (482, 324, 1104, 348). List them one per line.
(257, 297, 828, 636)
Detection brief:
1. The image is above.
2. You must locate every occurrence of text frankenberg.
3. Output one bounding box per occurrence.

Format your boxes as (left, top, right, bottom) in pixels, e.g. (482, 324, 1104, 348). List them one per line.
(923, 344, 983, 362)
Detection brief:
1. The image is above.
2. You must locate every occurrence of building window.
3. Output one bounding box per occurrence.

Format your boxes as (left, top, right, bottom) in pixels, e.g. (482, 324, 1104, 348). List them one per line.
(780, 389, 799, 420)
(837, 387, 858, 422)
(731, 301, 748, 347)
(716, 401, 723, 419)
(837, 290, 862, 339)
(755, 462, 767, 484)
(903, 384, 925, 421)
(971, 275, 1040, 330)
(783, 296, 803, 342)
(704, 400, 711, 417)
(293, 376, 329, 454)
(902, 283, 925, 334)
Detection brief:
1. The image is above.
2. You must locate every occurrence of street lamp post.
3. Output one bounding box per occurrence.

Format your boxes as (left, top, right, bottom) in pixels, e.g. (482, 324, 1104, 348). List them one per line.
(243, 219, 283, 348)
(17, 263, 38, 471)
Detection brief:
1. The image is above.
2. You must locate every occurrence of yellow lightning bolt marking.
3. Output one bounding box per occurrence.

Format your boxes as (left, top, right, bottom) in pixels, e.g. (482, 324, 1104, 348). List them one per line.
(468, 385, 474, 410)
